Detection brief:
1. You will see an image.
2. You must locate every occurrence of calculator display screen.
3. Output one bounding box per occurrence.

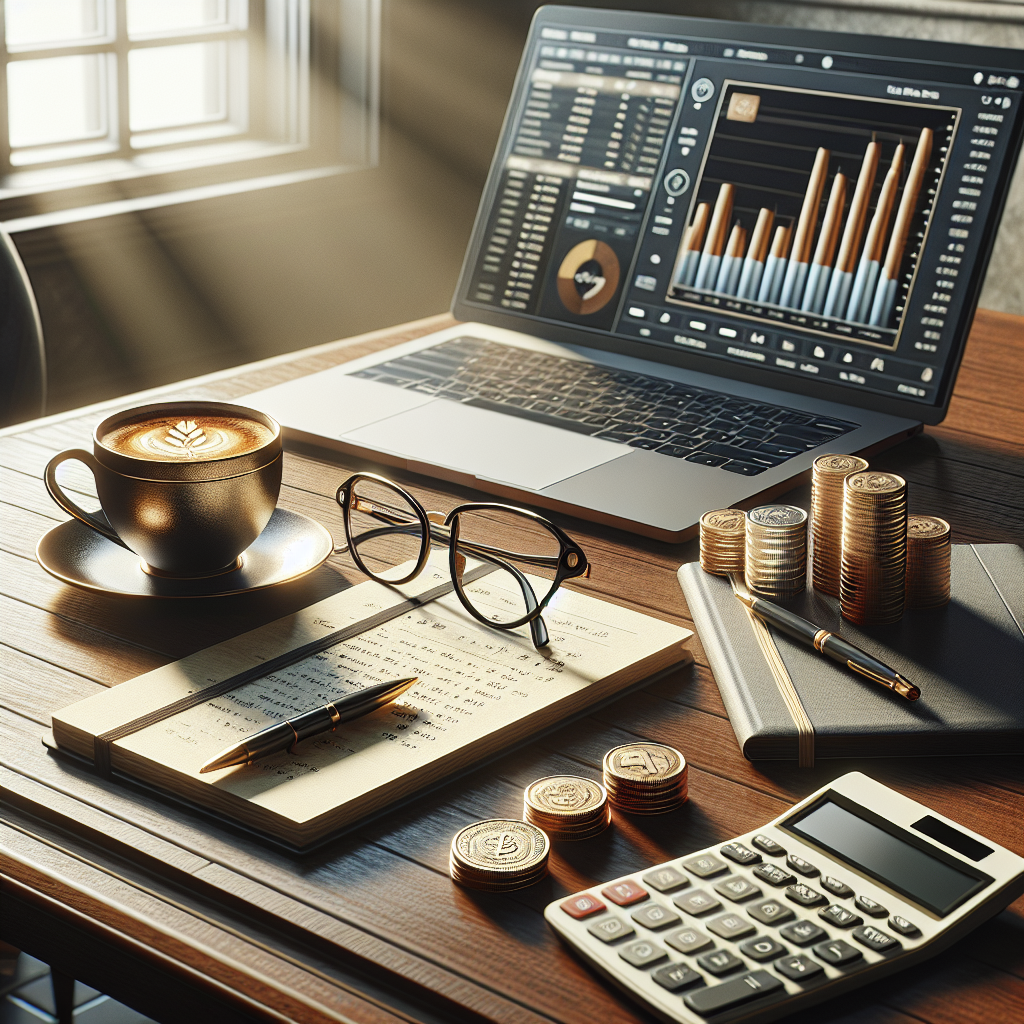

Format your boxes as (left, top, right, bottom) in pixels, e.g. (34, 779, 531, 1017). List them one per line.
(788, 798, 990, 916)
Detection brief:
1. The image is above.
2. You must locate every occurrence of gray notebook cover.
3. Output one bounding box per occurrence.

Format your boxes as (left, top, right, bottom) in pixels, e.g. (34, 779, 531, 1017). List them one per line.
(678, 544, 1024, 760)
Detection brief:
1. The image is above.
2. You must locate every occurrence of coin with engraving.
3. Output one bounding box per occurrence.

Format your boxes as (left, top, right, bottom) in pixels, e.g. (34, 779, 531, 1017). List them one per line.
(745, 505, 808, 598)
(605, 743, 683, 782)
(700, 508, 747, 576)
(841, 472, 907, 624)
(452, 819, 548, 872)
(603, 742, 688, 815)
(748, 505, 807, 528)
(449, 818, 550, 890)
(908, 515, 950, 539)
(906, 514, 951, 609)
(846, 471, 903, 493)
(524, 775, 611, 841)
(814, 454, 867, 474)
(526, 776, 605, 815)
(811, 453, 869, 596)
(703, 509, 746, 532)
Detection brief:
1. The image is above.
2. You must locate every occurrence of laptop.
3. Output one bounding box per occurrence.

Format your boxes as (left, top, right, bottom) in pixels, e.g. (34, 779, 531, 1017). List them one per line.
(245, 6, 1024, 541)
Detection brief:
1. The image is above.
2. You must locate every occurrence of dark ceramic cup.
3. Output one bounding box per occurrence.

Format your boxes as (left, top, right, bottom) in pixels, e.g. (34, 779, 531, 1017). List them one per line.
(44, 401, 283, 578)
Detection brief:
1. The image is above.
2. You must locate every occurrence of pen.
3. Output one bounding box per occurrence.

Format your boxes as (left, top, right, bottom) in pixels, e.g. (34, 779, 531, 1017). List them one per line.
(199, 675, 420, 773)
(728, 575, 919, 701)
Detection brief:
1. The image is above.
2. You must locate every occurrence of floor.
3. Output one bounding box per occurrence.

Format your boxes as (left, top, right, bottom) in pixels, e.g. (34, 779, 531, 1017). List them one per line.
(0, 955, 154, 1024)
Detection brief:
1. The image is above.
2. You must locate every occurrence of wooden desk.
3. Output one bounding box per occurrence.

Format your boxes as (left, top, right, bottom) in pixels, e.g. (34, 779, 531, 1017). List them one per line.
(1, 310, 1021, 1024)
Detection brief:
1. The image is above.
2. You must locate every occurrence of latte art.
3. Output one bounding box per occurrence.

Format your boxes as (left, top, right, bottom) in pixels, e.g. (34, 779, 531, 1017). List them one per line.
(102, 414, 274, 461)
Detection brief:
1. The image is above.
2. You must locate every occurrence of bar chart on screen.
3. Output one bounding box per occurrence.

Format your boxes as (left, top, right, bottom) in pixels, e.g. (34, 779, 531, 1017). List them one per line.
(668, 82, 957, 349)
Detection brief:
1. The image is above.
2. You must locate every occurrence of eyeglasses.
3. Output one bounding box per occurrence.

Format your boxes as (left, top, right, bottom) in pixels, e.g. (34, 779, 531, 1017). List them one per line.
(334, 472, 590, 648)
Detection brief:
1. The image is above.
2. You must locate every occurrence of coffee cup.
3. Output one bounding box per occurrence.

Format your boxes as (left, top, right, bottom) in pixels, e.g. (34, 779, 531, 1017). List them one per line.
(44, 401, 283, 578)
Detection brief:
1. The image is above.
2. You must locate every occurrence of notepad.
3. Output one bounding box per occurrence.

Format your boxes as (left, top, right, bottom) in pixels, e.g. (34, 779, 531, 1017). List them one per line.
(51, 559, 691, 846)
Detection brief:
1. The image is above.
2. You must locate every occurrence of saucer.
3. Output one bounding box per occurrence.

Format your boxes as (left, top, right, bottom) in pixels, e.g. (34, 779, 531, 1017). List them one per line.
(36, 507, 334, 598)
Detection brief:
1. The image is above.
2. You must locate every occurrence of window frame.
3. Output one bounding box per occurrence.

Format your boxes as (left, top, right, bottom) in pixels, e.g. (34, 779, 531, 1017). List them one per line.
(0, 0, 379, 213)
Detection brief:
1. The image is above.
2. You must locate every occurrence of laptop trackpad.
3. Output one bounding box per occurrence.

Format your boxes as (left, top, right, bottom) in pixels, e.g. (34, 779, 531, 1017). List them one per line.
(342, 400, 628, 491)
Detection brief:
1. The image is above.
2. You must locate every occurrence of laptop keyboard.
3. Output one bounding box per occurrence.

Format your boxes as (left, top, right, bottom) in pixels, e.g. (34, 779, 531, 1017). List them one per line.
(351, 338, 859, 477)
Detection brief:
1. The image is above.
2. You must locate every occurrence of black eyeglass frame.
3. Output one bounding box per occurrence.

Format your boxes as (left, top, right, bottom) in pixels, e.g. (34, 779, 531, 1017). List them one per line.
(335, 472, 590, 648)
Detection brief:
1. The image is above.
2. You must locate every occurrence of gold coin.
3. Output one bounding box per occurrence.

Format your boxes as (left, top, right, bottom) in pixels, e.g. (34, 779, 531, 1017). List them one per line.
(450, 819, 549, 876)
(846, 471, 905, 494)
(701, 508, 746, 532)
(908, 514, 950, 539)
(524, 776, 606, 821)
(603, 743, 684, 784)
(814, 454, 869, 474)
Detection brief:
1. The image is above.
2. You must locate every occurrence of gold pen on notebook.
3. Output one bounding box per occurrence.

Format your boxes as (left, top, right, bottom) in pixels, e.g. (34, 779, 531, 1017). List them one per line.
(728, 575, 919, 701)
(199, 676, 419, 773)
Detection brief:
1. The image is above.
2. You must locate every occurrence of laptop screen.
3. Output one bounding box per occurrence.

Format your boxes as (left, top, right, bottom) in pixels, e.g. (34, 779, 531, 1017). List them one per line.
(453, 7, 1023, 423)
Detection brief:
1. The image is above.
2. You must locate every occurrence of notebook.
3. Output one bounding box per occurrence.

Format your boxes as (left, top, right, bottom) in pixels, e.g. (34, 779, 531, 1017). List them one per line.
(50, 559, 691, 846)
(677, 544, 1024, 763)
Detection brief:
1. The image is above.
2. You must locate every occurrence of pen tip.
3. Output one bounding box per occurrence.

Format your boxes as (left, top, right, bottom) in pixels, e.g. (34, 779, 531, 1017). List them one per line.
(895, 675, 921, 701)
(199, 746, 247, 774)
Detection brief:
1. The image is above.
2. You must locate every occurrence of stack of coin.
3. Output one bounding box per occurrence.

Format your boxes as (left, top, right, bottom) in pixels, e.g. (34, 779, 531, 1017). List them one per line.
(449, 819, 550, 891)
(744, 505, 808, 599)
(699, 508, 747, 575)
(811, 454, 870, 596)
(840, 470, 908, 625)
(523, 775, 611, 841)
(906, 515, 952, 609)
(602, 742, 688, 815)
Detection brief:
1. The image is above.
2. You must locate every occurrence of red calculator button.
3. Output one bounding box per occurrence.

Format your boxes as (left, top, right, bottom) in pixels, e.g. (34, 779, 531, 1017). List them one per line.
(560, 894, 606, 919)
(602, 880, 648, 906)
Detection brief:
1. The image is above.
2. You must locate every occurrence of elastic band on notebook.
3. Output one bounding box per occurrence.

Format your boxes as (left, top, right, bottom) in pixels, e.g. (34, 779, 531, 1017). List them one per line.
(743, 608, 815, 767)
(92, 568, 494, 776)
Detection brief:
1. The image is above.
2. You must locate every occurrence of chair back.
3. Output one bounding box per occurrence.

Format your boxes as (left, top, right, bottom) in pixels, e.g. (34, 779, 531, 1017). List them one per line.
(0, 224, 46, 427)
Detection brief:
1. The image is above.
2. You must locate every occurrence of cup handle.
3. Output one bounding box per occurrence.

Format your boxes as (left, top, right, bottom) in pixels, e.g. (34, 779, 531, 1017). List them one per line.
(44, 449, 124, 546)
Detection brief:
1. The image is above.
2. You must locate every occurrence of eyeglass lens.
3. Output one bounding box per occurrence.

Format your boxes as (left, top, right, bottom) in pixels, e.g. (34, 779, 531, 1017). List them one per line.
(347, 476, 425, 583)
(452, 508, 562, 626)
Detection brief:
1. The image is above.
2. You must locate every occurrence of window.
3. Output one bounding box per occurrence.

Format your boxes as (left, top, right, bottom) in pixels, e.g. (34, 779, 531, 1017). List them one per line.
(0, 0, 379, 201)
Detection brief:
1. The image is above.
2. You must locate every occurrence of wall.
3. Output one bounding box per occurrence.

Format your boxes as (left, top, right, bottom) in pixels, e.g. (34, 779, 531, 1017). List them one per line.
(5, 0, 1022, 418)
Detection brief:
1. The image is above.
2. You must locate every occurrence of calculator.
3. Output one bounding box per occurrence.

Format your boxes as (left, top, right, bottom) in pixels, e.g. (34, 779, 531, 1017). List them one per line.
(544, 772, 1024, 1023)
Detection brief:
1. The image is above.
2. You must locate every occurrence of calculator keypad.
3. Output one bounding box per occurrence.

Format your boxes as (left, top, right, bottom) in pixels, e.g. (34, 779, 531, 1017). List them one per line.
(819, 905, 863, 928)
(697, 949, 745, 975)
(739, 936, 788, 962)
(748, 899, 795, 926)
(666, 926, 713, 955)
(780, 921, 827, 947)
(620, 940, 667, 968)
(603, 880, 648, 905)
(752, 834, 786, 856)
(707, 913, 756, 941)
(632, 903, 681, 931)
(683, 854, 729, 878)
(713, 876, 762, 902)
(775, 954, 824, 981)
(813, 939, 863, 966)
(854, 895, 888, 918)
(786, 883, 828, 907)
(754, 863, 796, 887)
(554, 828, 925, 1022)
(643, 866, 690, 893)
(786, 854, 820, 877)
(674, 889, 722, 916)
(652, 962, 703, 991)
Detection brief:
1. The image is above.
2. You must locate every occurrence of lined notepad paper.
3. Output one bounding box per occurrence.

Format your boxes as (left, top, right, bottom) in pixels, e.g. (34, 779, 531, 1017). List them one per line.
(53, 561, 691, 845)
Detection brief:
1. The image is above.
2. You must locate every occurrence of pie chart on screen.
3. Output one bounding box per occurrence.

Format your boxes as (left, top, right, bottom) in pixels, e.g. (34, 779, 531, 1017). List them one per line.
(556, 240, 621, 315)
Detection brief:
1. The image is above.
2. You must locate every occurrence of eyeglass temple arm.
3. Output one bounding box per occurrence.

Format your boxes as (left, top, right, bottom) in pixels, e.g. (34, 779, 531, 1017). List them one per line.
(349, 503, 568, 571)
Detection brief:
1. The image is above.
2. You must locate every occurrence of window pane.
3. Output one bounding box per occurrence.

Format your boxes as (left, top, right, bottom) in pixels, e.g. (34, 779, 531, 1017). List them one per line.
(127, 0, 234, 36)
(8, 54, 108, 148)
(4, 0, 105, 48)
(129, 42, 228, 131)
